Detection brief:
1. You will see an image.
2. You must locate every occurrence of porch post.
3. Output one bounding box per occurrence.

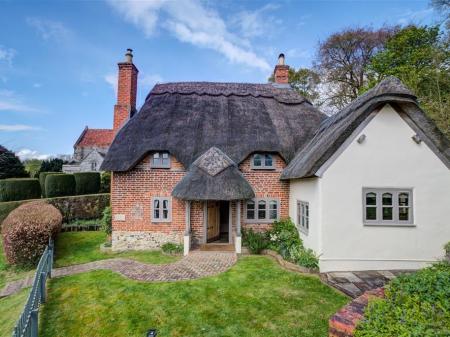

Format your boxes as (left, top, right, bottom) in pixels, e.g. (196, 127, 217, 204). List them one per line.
(235, 200, 242, 253)
(228, 201, 233, 244)
(184, 200, 191, 256)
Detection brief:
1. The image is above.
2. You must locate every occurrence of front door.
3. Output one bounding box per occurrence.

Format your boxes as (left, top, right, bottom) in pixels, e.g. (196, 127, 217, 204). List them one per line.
(207, 201, 220, 242)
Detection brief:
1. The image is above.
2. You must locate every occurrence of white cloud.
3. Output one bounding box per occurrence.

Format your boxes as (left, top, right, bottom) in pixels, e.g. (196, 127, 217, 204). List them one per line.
(230, 3, 281, 38)
(107, 0, 271, 71)
(0, 90, 41, 113)
(104, 73, 117, 93)
(0, 46, 15, 66)
(397, 8, 434, 25)
(287, 48, 311, 59)
(0, 124, 41, 132)
(33, 83, 42, 88)
(16, 148, 51, 160)
(26, 17, 70, 42)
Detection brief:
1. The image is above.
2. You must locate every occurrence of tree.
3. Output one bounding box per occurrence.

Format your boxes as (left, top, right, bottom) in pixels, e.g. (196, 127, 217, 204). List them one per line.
(367, 25, 450, 137)
(314, 26, 397, 111)
(0, 145, 27, 179)
(39, 158, 64, 173)
(23, 159, 42, 178)
(268, 67, 321, 103)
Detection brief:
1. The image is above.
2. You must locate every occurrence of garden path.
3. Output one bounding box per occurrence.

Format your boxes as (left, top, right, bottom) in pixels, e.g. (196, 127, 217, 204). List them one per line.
(0, 251, 237, 298)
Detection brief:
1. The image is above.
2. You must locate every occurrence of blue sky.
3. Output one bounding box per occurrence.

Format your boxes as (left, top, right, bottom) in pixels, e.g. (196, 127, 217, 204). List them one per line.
(0, 0, 439, 159)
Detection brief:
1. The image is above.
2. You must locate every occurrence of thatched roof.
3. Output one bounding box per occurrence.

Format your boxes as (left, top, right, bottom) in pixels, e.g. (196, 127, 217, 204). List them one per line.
(282, 77, 450, 179)
(101, 82, 326, 171)
(172, 147, 255, 200)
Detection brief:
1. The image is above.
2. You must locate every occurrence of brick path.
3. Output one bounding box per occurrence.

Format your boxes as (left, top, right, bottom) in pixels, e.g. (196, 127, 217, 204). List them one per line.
(0, 251, 236, 298)
(322, 270, 414, 298)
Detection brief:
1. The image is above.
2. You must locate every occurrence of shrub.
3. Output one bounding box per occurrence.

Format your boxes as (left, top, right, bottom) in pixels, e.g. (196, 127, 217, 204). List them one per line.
(242, 228, 268, 254)
(1, 201, 62, 266)
(0, 178, 41, 202)
(100, 171, 111, 193)
(266, 218, 319, 270)
(445, 241, 450, 257)
(0, 145, 27, 179)
(39, 172, 60, 197)
(45, 174, 76, 198)
(101, 206, 112, 236)
(74, 172, 100, 195)
(355, 262, 450, 337)
(161, 242, 183, 255)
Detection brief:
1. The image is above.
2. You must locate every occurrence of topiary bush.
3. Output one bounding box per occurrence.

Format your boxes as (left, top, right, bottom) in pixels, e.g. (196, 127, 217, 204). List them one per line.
(74, 172, 100, 195)
(242, 228, 268, 254)
(39, 171, 60, 197)
(1, 201, 62, 266)
(45, 174, 75, 198)
(0, 178, 41, 202)
(355, 262, 450, 337)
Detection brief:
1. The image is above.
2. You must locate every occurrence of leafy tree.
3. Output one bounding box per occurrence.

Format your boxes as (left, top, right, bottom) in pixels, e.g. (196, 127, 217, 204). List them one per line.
(0, 145, 27, 179)
(367, 25, 450, 137)
(269, 67, 321, 103)
(39, 158, 64, 173)
(23, 159, 42, 178)
(314, 26, 397, 111)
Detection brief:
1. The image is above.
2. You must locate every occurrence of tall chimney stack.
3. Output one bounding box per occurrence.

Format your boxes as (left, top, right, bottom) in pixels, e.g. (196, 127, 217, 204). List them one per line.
(113, 48, 138, 132)
(273, 53, 289, 84)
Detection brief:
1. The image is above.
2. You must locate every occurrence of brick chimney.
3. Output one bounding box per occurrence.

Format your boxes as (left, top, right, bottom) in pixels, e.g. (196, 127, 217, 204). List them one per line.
(273, 53, 289, 84)
(113, 48, 138, 132)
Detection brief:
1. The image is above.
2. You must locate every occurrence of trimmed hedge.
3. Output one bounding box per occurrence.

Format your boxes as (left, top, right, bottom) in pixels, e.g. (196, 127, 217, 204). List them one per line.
(45, 174, 76, 198)
(0, 178, 41, 202)
(2, 201, 62, 265)
(74, 172, 100, 195)
(39, 171, 60, 197)
(0, 193, 110, 229)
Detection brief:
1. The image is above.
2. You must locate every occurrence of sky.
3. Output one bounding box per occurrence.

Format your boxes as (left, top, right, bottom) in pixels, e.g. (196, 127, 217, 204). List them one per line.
(0, 0, 441, 160)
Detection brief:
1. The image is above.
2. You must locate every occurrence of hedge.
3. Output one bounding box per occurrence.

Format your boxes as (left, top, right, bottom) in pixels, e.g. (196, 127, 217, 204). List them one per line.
(0, 193, 110, 228)
(39, 171, 61, 197)
(0, 178, 41, 202)
(74, 172, 100, 195)
(45, 174, 76, 198)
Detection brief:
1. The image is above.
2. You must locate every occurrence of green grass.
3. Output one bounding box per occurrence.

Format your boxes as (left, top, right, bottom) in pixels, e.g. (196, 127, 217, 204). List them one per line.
(0, 289, 29, 336)
(39, 256, 348, 337)
(54, 232, 180, 267)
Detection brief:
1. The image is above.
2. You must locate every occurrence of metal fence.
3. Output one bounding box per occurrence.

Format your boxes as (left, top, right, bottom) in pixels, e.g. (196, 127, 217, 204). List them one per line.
(12, 239, 54, 337)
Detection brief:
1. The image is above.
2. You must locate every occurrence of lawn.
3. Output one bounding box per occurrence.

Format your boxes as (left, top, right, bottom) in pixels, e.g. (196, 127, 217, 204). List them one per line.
(0, 239, 35, 290)
(54, 232, 180, 267)
(0, 289, 29, 336)
(39, 256, 348, 337)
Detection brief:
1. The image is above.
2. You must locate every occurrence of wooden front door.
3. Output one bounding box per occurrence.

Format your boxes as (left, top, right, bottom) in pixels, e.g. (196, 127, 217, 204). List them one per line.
(207, 201, 220, 242)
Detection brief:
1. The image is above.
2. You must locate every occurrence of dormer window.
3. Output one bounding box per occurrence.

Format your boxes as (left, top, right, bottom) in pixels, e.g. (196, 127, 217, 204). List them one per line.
(151, 152, 170, 168)
(251, 153, 274, 170)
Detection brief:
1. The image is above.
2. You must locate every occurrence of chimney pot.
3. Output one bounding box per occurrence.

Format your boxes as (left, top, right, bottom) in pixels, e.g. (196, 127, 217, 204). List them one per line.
(278, 53, 285, 65)
(125, 48, 133, 63)
(274, 53, 289, 85)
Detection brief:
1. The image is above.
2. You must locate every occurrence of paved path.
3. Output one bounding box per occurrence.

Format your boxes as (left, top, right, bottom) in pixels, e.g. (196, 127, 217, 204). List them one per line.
(0, 251, 237, 298)
(322, 270, 414, 298)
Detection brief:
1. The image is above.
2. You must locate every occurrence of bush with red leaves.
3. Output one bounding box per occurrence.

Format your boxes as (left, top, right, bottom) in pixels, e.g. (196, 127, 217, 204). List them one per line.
(1, 201, 62, 266)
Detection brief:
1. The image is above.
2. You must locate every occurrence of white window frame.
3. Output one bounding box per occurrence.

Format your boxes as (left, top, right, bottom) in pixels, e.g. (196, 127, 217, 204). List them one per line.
(251, 153, 275, 170)
(150, 152, 171, 169)
(151, 197, 172, 222)
(244, 198, 280, 223)
(297, 200, 309, 234)
(363, 188, 414, 226)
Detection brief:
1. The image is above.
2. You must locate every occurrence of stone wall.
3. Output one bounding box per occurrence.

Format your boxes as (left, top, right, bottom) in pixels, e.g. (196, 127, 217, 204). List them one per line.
(329, 288, 385, 337)
(112, 230, 182, 251)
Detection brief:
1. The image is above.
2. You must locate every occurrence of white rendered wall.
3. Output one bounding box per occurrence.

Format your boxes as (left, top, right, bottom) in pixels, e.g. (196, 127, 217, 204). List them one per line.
(289, 177, 321, 254)
(318, 104, 450, 272)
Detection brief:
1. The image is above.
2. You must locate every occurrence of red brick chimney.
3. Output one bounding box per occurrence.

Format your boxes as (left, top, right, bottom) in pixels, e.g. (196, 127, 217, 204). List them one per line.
(113, 48, 138, 132)
(273, 53, 289, 84)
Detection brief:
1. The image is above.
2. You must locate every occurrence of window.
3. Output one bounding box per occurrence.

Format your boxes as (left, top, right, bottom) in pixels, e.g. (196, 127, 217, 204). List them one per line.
(90, 161, 97, 171)
(152, 197, 171, 222)
(151, 152, 170, 168)
(251, 153, 275, 169)
(245, 198, 279, 222)
(297, 201, 309, 234)
(363, 188, 413, 225)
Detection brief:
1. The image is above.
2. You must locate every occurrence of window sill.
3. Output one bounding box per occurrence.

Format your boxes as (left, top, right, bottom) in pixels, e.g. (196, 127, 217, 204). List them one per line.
(363, 223, 416, 228)
(251, 167, 276, 171)
(244, 219, 278, 224)
(151, 220, 172, 223)
(298, 228, 309, 235)
(150, 166, 171, 169)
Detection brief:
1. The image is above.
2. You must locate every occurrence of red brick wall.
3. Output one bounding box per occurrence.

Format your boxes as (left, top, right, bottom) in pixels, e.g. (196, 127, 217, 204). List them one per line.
(111, 153, 290, 245)
(113, 62, 138, 131)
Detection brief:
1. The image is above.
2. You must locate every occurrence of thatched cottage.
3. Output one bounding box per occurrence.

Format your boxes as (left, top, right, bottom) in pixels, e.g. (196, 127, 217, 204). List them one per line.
(102, 50, 450, 272)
